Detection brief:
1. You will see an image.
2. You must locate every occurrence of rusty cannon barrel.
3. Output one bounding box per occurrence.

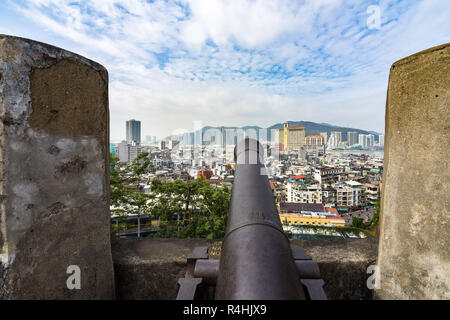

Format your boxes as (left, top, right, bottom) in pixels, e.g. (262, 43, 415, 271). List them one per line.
(214, 138, 306, 299)
(176, 138, 326, 300)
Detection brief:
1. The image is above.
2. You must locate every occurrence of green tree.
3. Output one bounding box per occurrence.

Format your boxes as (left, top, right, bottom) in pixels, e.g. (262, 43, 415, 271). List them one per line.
(110, 153, 231, 238)
(351, 217, 365, 228)
(150, 177, 231, 239)
(370, 198, 381, 227)
(110, 152, 153, 235)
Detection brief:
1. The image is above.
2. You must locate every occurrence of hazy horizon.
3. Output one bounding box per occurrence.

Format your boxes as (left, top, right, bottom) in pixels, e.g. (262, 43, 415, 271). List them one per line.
(109, 119, 383, 142)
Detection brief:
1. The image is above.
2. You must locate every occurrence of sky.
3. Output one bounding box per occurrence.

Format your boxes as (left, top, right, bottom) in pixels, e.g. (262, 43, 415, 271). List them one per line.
(1, 0, 449, 140)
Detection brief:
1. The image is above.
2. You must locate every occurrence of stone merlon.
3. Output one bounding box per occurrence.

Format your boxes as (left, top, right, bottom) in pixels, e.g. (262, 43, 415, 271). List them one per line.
(0, 35, 114, 299)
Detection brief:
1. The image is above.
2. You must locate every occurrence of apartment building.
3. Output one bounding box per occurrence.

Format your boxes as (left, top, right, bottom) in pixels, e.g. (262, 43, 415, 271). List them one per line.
(286, 183, 322, 203)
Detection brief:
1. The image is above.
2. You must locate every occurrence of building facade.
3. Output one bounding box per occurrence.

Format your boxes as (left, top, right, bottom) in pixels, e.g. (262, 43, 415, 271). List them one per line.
(279, 203, 345, 227)
(126, 119, 141, 145)
(364, 183, 380, 206)
(286, 183, 323, 203)
(276, 122, 306, 151)
(335, 181, 365, 207)
(303, 135, 326, 156)
(117, 140, 143, 164)
(305, 135, 325, 146)
(378, 134, 385, 147)
(358, 134, 375, 149)
(347, 131, 358, 146)
(328, 131, 343, 149)
(314, 167, 344, 185)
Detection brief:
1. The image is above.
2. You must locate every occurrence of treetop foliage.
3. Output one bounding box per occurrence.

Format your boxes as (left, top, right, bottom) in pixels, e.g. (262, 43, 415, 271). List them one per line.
(110, 153, 231, 239)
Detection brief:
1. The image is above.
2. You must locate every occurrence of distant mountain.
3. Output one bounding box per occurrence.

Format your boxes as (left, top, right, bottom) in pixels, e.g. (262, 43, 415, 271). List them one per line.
(167, 121, 382, 144)
(268, 121, 382, 142)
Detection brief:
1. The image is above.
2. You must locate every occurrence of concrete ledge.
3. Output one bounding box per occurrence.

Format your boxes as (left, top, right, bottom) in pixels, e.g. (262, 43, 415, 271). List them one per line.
(112, 237, 377, 300)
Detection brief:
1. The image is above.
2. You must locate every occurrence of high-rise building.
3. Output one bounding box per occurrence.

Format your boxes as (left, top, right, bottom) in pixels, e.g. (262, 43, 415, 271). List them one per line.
(220, 126, 226, 149)
(126, 119, 141, 145)
(331, 131, 342, 145)
(358, 134, 375, 149)
(328, 131, 343, 149)
(366, 134, 375, 148)
(328, 133, 337, 149)
(303, 135, 326, 155)
(358, 134, 366, 148)
(276, 122, 306, 151)
(347, 131, 358, 146)
(378, 134, 385, 147)
(305, 135, 325, 146)
(320, 132, 328, 144)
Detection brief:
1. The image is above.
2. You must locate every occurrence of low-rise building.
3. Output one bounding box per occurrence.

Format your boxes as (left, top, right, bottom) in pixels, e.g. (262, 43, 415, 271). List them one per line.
(314, 167, 343, 185)
(279, 202, 345, 227)
(335, 186, 353, 207)
(286, 183, 322, 203)
(364, 183, 379, 206)
(335, 181, 365, 207)
(117, 140, 144, 164)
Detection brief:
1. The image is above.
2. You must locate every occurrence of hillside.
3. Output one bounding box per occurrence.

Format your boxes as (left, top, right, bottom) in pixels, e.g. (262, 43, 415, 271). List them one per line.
(268, 121, 381, 142)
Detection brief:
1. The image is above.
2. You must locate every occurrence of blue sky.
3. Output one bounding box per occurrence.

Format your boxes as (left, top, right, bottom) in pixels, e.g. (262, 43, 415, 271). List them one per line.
(1, 0, 449, 140)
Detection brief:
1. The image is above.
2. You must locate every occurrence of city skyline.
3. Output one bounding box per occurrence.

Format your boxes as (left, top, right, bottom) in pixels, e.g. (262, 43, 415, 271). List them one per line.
(1, 0, 449, 140)
(115, 118, 383, 143)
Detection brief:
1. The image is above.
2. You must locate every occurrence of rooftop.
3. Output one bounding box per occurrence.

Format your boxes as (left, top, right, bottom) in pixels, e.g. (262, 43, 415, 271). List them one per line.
(325, 207, 339, 214)
(345, 180, 363, 186)
(290, 175, 307, 179)
(280, 202, 325, 213)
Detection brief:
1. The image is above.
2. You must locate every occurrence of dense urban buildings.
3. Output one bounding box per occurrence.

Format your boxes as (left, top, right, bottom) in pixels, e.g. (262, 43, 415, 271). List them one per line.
(111, 120, 384, 235)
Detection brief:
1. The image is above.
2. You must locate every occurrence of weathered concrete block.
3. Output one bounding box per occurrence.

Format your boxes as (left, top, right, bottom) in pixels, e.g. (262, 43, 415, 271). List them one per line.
(0, 35, 115, 299)
(112, 238, 217, 300)
(376, 43, 450, 299)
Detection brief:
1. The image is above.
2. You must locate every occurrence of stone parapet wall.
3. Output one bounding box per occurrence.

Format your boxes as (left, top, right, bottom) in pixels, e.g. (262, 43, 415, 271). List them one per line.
(112, 237, 378, 300)
(376, 43, 450, 300)
(0, 35, 115, 299)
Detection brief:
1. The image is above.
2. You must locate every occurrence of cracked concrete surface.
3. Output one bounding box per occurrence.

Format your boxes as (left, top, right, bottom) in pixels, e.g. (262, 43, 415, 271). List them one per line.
(376, 43, 450, 300)
(0, 34, 114, 299)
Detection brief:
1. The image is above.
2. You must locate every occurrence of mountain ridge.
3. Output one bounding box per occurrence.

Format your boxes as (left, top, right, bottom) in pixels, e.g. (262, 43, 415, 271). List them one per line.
(168, 121, 382, 143)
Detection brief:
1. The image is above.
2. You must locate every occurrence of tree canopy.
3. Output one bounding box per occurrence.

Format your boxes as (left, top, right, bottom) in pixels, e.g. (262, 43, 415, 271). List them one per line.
(110, 153, 231, 239)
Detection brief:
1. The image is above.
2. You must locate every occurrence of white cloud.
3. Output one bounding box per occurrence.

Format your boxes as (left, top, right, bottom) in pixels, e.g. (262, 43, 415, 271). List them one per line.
(3, 0, 450, 139)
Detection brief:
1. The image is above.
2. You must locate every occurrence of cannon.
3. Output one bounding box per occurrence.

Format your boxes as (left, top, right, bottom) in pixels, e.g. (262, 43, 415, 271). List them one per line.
(177, 138, 326, 300)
